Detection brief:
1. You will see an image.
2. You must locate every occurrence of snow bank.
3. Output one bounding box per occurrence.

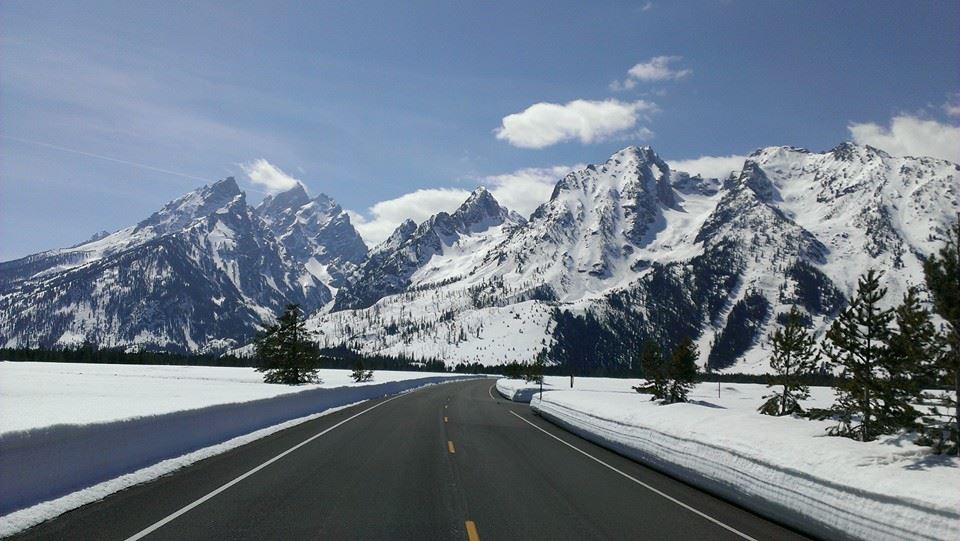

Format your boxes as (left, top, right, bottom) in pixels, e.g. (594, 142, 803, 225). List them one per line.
(0, 402, 360, 537)
(0, 362, 459, 433)
(529, 382, 959, 541)
(0, 364, 475, 516)
(496, 375, 644, 402)
(495, 378, 552, 402)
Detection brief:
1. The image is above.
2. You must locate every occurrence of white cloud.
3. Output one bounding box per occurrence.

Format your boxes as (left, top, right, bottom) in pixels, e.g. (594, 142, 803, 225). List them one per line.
(495, 99, 656, 149)
(667, 154, 747, 180)
(611, 56, 691, 92)
(943, 94, 960, 117)
(848, 115, 960, 163)
(240, 159, 301, 193)
(641, 2, 654, 12)
(608, 78, 637, 92)
(348, 188, 471, 246)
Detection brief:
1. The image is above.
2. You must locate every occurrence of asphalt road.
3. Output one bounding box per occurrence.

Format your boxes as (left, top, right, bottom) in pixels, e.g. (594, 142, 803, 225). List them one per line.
(12, 378, 809, 540)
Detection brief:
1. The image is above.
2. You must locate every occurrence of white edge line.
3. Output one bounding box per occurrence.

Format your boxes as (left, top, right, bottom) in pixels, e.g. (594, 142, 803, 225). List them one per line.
(124, 393, 407, 541)
(509, 411, 758, 541)
(488, 383, 499, 401)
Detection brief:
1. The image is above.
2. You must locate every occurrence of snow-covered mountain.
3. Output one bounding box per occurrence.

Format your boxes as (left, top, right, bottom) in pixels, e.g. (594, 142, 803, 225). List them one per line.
(0, 178, 364, 353)
(2, 143, 955, 370)
(255, 182, 367, 296)
(312, 144, 957, 372)
(332, 187, 523, 311)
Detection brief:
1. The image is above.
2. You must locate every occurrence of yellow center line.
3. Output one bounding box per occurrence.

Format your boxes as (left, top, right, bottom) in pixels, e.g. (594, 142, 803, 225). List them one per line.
(447, 440, 456, 454)
(465, 520, 480, 541)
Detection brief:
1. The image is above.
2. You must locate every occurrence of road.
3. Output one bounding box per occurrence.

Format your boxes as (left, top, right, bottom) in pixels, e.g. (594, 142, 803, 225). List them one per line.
(12, 378, 809, 540)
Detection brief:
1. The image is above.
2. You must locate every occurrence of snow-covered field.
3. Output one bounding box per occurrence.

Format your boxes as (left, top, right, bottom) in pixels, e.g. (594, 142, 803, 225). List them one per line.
(515, 378, 959, 541)
(0, 361, 458, 433)
(0, 362, 471, 535)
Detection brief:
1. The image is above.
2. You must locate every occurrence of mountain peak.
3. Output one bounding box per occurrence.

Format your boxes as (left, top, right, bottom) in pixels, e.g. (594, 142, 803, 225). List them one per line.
(210, 176, 241, 194)
(609, 145, 660, 164)
(255, 182, 311, 217)
(829, 141, 890, 161)
(135, 177, 244, 235)
(452, 187, 509, 233)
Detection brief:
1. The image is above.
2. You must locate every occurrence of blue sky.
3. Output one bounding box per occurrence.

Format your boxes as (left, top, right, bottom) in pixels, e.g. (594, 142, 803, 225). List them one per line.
(2, 0, 958, 258)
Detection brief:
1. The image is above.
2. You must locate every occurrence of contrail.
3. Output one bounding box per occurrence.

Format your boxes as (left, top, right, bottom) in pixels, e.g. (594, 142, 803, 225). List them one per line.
(0, 135, 215, 183)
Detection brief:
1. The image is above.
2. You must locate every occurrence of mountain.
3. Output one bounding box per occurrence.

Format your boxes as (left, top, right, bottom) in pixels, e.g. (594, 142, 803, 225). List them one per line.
(312, 144, 958, 372)
(255, 182, 367, 295)
(0, 178, 363, 353)
(332, 187, 522, 311)
(2, 143, 955, 370)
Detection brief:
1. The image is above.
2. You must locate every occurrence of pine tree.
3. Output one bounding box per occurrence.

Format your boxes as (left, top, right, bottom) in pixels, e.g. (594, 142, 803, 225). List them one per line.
(759, 306, 819, 416)
(885, 287, 937, 431)
(921, 218, 960, 454)
(632, 340, 668, 400)
(524, 354, 545, 385)
(822, 270, 894, 441)
(666, 337, 698, 404)
(255, 304, 322, 385)
(351, 358, 374, 382)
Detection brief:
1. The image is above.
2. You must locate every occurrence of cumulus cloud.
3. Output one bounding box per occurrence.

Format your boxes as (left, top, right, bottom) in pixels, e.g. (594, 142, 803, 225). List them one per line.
(611, 56, 691, 90)
(495, 99, 656, 149)
(348, 188, 471, 246)
(848, 115, 960, 163)
(241, 159, 301, 193)
(667, 154, 747, 180)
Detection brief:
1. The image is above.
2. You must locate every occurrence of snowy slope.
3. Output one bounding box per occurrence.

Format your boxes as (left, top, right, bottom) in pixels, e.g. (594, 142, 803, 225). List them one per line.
(2, 143, 954, 369)
(255, 182, 367, 294)
(0, 179, 317, 352)
(315, 144, 957, 372)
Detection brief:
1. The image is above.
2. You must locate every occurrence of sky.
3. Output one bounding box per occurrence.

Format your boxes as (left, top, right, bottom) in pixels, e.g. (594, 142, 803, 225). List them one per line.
(2, 0, 958, 259)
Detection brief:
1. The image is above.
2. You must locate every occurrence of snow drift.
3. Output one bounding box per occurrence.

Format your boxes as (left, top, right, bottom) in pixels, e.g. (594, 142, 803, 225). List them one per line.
(529, 386, 959, 541)
(0, 376, 474, 515)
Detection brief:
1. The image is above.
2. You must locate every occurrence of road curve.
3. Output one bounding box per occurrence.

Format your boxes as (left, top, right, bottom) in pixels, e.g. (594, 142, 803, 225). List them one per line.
(11, 378, 809, 540)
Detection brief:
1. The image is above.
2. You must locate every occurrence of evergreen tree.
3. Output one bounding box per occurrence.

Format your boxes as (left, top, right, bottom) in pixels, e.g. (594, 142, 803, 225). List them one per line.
(760, 306, 819, 416)
(632, 340, 668, 400)
(255, 304, 322, 385)
(921, 218, 960, 454)
(351, 358, 374, 382)
(821, 270, 895, 441)
(523, 355, 545, 385)
(666, 337, 698, 403)
(886, 287, 938, 431)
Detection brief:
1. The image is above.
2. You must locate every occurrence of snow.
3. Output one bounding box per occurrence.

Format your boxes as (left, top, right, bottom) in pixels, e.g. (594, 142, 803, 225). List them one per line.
(0, 362, 460, 434)
(521, 378, 959, 541)
(309, 144, 956, 373)
(0, 362, 476, 534)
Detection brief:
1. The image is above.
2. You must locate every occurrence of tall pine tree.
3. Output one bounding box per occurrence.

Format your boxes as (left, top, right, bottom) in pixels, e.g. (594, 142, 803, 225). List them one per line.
(886, 287, 938, 432)
(822, 270, 895, 441)
(922, 218, 960, 454)
(255, 304, 322, 385)
(760, 306, 819, 416)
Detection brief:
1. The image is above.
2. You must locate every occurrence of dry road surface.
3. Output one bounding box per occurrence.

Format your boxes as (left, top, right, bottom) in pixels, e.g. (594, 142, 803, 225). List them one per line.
(13, 378, 809, 540)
